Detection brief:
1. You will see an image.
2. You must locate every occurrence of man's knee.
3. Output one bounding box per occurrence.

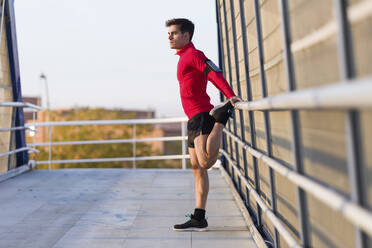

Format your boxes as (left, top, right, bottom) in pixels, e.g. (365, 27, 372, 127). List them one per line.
(191, 158, 202, 172)
(192, 160, 209, 176)
(194, 148, 211, 168)
(198, 159, 209, 169)
(198, 157, 217, 170)
(191, 163, 199, 171)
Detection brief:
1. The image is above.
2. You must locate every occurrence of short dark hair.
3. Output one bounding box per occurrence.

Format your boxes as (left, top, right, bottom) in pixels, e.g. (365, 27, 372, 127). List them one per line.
(165, 18, 195, 41)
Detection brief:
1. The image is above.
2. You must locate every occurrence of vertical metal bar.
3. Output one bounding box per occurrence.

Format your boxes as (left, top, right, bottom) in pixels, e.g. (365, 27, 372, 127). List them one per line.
(228, 0, 242, 195)
(216, 0, 229, 171)
(181, 121, 186, 170)
(0, 0, 6, 49)
(267, 99, 279, 240)
(252, 0, 277, 230)
(278, 0, 310, 246)
(227, 1, 240, 145)
(252, 0, 279, 244)
(238, 0, 256, 211)
(0, 3, 6, 171)
(8, 106, 16, 170)
(216, 0, 225, 105)
(32, 111, 36, 146)
(48, 123, 52, 170)
(229, 0, 248, 198)
(133, 124, 136, 169)
(334, 0, 355, 80)
(333, 0, 366, 247)
(222, 0, 234, 176)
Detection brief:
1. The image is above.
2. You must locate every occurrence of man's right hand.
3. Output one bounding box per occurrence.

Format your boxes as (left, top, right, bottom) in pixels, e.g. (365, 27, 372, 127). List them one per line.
(229, 96, 242, 107)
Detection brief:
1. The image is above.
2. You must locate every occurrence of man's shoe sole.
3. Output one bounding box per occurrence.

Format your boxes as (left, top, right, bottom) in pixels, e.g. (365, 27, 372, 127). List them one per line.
(173, 227, 208, 232)
(209, 100, 230, 116)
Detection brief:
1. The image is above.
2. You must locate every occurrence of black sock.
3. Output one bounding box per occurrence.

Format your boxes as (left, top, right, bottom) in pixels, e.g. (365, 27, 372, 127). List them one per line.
(194, 208, 206, 221)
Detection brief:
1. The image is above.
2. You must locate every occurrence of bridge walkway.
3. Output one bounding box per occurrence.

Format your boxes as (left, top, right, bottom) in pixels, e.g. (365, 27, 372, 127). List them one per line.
(0, 169, 258, 248)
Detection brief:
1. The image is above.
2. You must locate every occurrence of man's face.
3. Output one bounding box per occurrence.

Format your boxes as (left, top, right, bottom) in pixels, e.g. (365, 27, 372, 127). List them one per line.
(168, 25, 190, 50)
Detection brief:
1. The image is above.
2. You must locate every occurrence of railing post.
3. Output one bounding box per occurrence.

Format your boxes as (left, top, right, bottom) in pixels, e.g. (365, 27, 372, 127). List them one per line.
(216, 0, 226, 170)
(133, 124, 136, 169)
(48, 123, 52, 170)
(48, 118, 52, 170)
(8, 106, 16, 170)
(221, 0, 234, 165)
(32, 111, 36, 147)
(181, 121, 187, 170)
(278, 0, 310, 246)
(48, 124, 52, 170)
(0, 0, 6, 48)
(333, 0, 366, 247)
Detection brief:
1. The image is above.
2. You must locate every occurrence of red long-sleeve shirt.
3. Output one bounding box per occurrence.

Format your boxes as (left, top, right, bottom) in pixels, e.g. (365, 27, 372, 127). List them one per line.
(176, 42, 236, 119)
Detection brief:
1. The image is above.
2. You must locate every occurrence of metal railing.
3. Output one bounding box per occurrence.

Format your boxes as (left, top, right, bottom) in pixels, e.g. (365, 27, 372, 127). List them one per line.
(0, 102, 41, 159)
(216, 0, 372, 247)
(25, 117, 189, 170)
(220, 127, 372, 240)
(234, 76, 372, 111)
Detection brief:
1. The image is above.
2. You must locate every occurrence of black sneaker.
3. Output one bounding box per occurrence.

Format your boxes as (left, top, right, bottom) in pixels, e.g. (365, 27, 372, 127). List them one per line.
(173, 214, 208, 232)
(210, 100, 234, 125)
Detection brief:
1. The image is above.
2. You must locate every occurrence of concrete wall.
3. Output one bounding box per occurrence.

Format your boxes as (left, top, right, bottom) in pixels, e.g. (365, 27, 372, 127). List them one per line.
(217, 0, 372, 247)
(0, 17, 14, 174)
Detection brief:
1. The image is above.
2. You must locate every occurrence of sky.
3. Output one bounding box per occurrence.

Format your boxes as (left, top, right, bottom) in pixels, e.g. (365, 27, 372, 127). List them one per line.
(14, 0, 221, 118)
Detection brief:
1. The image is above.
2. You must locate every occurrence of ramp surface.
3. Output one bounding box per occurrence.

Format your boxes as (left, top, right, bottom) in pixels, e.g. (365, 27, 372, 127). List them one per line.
(0, 169, 257, 248)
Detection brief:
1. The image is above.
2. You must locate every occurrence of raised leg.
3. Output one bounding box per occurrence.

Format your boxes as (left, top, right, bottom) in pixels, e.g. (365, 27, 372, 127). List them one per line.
(194, 122, 225, 169)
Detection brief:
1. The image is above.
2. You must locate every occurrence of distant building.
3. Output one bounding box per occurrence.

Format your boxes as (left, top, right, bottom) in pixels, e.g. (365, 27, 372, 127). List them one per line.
(153, 122, 182, 154)
(118, 109, 155, 119)
(22, 96, 41, 122)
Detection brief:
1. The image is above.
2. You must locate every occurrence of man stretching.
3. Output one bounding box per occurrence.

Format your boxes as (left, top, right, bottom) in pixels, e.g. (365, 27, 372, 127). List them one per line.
(166, 18, 241, 231)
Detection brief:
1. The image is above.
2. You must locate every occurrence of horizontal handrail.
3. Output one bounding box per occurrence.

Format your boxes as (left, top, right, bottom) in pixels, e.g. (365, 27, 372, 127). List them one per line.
(235, 76, 372, 111)
(0, 102, 41, 110)
(0, 102, 40, 168)
(220, 149, 301, 248)
(26, 117, 188, 127)
(30, 136, 187, 147)
(0, 126, 31, 133)
(35, 154, 190, 165)
(222, 128, 372, 237)
(0, 147, 39, 158)
(29, 117, 189, 169)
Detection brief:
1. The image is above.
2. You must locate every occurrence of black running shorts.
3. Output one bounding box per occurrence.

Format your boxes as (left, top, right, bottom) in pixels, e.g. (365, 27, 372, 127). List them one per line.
(187, 112, 215, 148)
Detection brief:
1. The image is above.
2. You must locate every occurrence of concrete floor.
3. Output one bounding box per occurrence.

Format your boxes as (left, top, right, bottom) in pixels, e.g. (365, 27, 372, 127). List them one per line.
(0, 169, 257, 248)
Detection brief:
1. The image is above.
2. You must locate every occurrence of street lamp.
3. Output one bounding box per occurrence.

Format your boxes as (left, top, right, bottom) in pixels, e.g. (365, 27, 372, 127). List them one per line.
(40, 73, 52, 170)
(40, 73, 50, 111)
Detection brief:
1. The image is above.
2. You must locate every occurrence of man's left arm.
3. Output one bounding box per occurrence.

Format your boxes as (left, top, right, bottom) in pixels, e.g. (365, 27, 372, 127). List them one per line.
(191, 52, 242, 105)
